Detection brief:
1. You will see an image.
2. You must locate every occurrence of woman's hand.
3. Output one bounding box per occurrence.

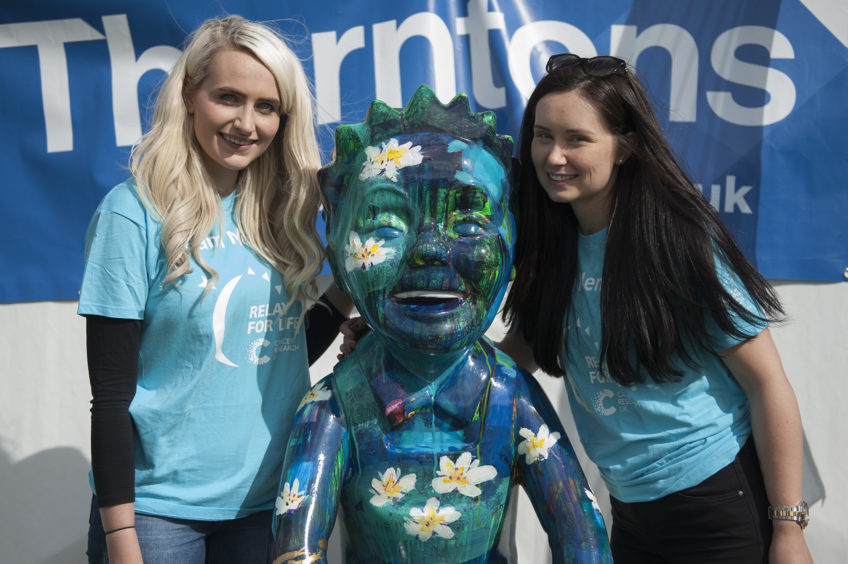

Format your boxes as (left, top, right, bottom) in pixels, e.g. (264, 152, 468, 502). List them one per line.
(337, 317, 371, 360)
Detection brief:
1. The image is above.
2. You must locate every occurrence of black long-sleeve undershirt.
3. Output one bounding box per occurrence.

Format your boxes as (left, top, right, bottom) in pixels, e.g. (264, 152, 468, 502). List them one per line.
(86, 295, 346, 507)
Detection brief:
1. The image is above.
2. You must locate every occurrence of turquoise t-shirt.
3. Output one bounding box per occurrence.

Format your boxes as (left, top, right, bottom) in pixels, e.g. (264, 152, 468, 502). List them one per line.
(562, 227, 765, 503)
(78, 179, 310, 519)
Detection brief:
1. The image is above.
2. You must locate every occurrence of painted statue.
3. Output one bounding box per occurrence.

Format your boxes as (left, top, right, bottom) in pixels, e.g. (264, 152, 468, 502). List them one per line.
(272, 85, 612, 563)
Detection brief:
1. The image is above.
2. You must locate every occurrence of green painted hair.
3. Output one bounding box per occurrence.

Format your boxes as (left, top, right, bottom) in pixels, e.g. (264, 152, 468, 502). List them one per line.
(321, 84, 514, 206)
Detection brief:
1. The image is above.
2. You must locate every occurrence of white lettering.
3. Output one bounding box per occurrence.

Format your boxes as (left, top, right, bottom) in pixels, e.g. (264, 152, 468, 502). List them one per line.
(696, 175, 753, 214)
(723, 175, 753, 214)
(709, 183, 722, 210)
(579, 271, 602, 292)
(611, 24, 698, 122)
(0, 18, 104, 152)
(312, 27, 365, 124)
(3, 11, 805, 160)
(508, 20, 596, 99)
(270, 301, 291, 317)
(589, 370, 614, 385)
(283, 317, 302, 331)
(103, 14, 179, 146)
(707, 26, 796, 126)
(455, 0, 506, 108)
(372, 13, 456, 106)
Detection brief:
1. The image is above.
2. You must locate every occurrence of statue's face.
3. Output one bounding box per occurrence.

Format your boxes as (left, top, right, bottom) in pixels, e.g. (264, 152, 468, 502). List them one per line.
(328, 132, 514, 353)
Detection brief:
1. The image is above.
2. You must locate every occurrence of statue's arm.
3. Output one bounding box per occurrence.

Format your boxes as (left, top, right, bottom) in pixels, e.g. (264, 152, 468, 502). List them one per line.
(514, 370, 613, 563)
(273, 376, 350, 563)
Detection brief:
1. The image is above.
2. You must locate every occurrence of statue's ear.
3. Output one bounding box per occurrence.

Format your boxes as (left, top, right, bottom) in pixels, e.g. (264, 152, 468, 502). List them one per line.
(508, 156, 521, 218)
(318, 166, 341, 218)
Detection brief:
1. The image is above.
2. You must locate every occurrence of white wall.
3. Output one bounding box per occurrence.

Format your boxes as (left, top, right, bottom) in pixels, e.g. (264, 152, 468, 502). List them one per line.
(0, 281, 844, 563)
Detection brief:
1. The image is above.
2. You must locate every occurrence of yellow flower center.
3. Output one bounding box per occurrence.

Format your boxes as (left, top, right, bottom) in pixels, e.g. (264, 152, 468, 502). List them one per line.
(353, 243, 380, 261)
(418, 508, 445, 532)
(375, 147, 407, 166)
(530, 435, 545, 450)
(382, 476, 403, 497)
(445, 466, 469, 485)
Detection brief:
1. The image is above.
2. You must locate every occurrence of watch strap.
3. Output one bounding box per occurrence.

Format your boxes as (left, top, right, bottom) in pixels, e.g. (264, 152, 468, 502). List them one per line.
(768, 500, 809, 530)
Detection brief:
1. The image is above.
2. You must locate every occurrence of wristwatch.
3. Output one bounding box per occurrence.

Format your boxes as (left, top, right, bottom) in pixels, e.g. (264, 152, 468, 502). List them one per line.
(768, 500, 809, 530)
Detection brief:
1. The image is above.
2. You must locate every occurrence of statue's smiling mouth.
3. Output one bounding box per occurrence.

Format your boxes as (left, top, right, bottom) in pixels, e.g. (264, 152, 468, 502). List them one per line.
(392, 290, 465, 310)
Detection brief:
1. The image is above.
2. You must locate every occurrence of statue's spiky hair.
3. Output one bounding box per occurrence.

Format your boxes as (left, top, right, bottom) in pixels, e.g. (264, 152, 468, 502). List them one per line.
(321, 84, 514, 206)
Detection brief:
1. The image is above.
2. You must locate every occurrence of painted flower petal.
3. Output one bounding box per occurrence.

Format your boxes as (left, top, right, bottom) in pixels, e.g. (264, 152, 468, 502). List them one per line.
(369, 494, 389, 507)
(466, 465, 497, 483)
(457, 483, 482, 497)
(397, 473, 417, 490)
(456, 452, 473, 468)
(439, 505, 461, 523)
(432, 477, 455, 493)
(433, 524, 454, 539)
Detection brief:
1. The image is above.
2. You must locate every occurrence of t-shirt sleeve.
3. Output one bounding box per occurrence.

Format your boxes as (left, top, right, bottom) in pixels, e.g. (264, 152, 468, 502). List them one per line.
(707, 257, 768, 351)
(87, 315, 141, 506)
(78, 185, 150, 320)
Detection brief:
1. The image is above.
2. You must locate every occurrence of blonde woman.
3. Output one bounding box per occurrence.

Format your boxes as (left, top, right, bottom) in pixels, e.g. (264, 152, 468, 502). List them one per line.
(78, 16, 351, 563)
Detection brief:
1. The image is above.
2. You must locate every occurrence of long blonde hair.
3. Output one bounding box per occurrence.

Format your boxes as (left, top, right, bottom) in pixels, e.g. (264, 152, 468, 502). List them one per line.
(130, 15, 323, 305)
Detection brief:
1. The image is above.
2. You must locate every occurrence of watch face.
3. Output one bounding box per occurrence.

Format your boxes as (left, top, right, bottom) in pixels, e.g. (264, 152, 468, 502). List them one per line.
(799, 501, 810, 529)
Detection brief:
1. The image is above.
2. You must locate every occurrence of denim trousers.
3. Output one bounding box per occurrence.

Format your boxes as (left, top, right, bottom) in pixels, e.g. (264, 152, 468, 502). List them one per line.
(609, 437, 772, 564)
(87, 496, 274, 564)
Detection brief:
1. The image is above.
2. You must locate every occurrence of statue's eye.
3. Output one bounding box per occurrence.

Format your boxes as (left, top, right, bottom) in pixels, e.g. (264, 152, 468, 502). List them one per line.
(375, 225, 404, 239)
(453, 222, 485, 236)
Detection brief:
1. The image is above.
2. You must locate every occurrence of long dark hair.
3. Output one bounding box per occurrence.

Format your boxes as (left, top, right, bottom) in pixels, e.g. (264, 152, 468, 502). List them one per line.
(503, 61, 783, 385)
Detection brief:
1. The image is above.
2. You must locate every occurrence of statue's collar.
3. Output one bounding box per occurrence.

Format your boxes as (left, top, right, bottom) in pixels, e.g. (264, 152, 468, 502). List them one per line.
(367, 341, 497, 429)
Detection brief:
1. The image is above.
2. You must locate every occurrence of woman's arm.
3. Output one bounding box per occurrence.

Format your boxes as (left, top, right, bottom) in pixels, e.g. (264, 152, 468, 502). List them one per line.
(721, 328, 813, 564)
(86, 315, 143, 563)
(305, 282, 355, 365)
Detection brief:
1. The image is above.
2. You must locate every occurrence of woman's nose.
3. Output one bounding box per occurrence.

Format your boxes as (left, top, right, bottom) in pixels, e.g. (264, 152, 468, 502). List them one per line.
(547, 145, 568, 166)
(233, 108, 254, 133)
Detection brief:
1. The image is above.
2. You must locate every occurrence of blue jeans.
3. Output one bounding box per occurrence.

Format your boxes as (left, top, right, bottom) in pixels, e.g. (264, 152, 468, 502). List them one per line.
(87, 496, 273, 564)
(609, 437, 771, 564)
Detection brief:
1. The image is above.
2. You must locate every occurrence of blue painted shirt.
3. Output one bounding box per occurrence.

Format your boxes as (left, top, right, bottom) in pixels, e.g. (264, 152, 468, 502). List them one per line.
(273, 335, 612, 563)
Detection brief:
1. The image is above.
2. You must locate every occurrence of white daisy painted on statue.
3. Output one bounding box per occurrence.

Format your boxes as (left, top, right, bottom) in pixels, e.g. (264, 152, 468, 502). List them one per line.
(517, 424, 561, 464)
(298, 383, 332, 408)
(404, 497, 460, 542)
(359, 138, 424, 181)
(345, 231, 395, 272)
(275, 478, 307, 515)
(431, 452, 497, 497)
(585, 487, 602, 513)
(369, 467, 417, 507)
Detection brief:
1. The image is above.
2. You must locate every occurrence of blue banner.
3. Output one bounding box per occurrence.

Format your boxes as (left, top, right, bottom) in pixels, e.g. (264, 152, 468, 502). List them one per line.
(2, 1, 846, 302)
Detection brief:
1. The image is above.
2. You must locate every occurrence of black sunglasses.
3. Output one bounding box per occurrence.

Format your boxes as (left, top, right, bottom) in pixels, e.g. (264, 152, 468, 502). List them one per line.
(546, 54, 627, 77)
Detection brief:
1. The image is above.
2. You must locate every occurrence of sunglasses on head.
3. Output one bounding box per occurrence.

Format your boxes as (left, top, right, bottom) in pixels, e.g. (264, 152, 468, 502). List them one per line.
(545, 54, 627, 77)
